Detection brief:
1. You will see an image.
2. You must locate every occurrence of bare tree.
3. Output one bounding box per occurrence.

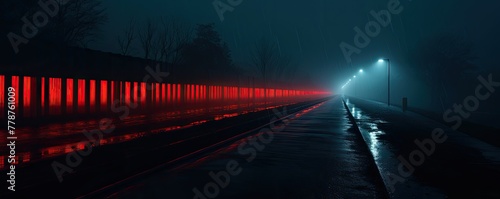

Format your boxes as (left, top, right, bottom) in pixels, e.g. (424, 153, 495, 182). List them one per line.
(117, 18, 136, 56)
(412, 33, 477, 108)
(251, 37, 295, 84)
(273, 54, 292, 80)
(251, 37, 279, 83)
(139, 19, 158, 60)
(157, 17, 192, 71)
(50, 0, 107, 47)
(251, 37, 284, 102)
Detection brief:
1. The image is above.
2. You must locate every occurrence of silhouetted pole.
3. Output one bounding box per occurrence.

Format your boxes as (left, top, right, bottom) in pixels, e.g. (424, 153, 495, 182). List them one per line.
(387, 59, 391, 106)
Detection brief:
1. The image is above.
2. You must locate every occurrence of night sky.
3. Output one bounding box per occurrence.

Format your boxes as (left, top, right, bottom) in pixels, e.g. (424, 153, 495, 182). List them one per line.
(88, 0, 500, 100)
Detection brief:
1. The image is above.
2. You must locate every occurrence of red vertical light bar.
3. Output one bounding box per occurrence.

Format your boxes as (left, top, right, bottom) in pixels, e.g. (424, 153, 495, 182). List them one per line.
(196, 85, 199, 101)
(134, 82, 139, 104)
(230, 87, 232, 99)
(89, 80, 96, 112)
(172, 84, 177, 102)
(125, 82, 131, 105)
(201, 85, 204, 100)
(140, 82, 146, 107)
(187, 85, 191, 101)
(177, 84, 181, 102)
(78, 79, 85, 113)
(196, 85, 200, 101)
(191, 85, 196, 101)
(191, 84, 196, 101)
(209, 86, 213, 100)
(49, 78, 62, 115)
(217, 86, 220, 99)
(197, 85, 201, 101)
(0, 75, 4, 118)
(23, 76, 31, 116)
(191, 85, 194, 101)
(110, 81, 114, 105)
(11, 76, 19, 114)
(167, 84, 171, 103)
(223, 86, 227, 99)
(213, 86, 216, 99)
(100, 80, 107, 110)
(41, 77, 45, 112)
(66, 79, 73, 114)
(208, 86, 211, 100)
(187, 85, 189, 101)
(162, 83, 166, 104)
(156, 83, 160, 105)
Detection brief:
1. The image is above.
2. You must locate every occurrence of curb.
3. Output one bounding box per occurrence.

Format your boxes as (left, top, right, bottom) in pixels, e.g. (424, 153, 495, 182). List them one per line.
(341, 97, 391, 199)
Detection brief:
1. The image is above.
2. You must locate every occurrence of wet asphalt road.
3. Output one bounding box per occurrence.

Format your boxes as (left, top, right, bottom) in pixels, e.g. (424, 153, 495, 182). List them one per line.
(94, 96, 387, 199)
(345, 96, 500, 198)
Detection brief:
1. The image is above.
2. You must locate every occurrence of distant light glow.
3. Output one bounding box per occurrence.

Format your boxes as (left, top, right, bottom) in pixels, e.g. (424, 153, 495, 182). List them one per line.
(359, 69, 363, 73)
(353, 75, 356, 78)
(378, 59, 384, 63)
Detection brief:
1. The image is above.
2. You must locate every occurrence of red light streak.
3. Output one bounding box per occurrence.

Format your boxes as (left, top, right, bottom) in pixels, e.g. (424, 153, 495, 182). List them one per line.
(0, 74, 332, 118)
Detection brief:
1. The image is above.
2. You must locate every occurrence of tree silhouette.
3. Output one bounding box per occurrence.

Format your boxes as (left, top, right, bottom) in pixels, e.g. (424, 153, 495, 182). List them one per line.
(1, 0, 107, 55)
(412, 33, 477, 108)
(117, 18, 136, 56)
(182, 23, 234, 81)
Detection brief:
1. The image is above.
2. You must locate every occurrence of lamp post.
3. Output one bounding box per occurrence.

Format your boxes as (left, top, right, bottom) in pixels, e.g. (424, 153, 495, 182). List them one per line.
(353, 75, 357, 96)
(378, 59, 390, 106)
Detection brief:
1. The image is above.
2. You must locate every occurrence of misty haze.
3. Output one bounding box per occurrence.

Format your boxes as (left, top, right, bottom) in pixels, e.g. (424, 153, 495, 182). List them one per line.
(1, 0, 499, 198)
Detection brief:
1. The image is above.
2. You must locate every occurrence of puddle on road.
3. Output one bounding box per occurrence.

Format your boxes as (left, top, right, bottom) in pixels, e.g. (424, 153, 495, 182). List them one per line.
(346, 99, 387, 162)
(345, 98, 445, 199)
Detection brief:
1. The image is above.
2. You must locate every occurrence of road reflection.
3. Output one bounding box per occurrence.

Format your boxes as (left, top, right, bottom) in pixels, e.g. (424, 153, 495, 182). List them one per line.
(0, 97, 325, 170)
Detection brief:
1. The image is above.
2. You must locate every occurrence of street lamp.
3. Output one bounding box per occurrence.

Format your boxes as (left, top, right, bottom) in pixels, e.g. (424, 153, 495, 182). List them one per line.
(378, 58, 390, 106)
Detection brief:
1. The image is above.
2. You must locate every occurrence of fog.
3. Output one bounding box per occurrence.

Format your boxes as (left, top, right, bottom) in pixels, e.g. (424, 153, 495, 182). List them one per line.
(2, 0, 499, 123)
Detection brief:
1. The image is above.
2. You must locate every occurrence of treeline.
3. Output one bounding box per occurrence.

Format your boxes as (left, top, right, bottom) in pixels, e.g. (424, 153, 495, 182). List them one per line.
(0, 0, 313, 89)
